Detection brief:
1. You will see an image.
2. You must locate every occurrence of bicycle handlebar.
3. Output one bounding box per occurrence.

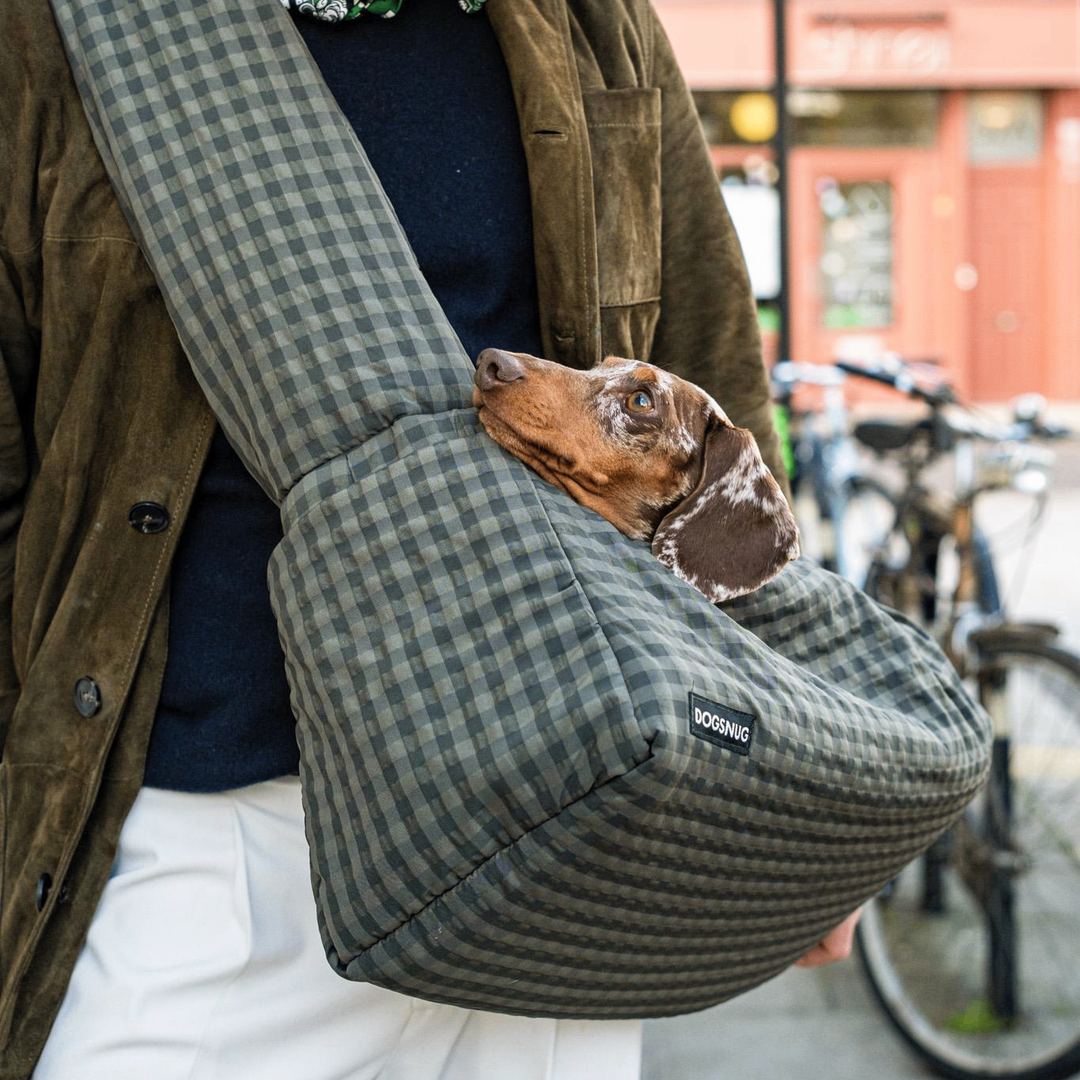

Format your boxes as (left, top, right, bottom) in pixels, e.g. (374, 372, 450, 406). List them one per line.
(1029, 419, 1074, 441)
(835, 357, 1076, 443)
(770, 361, 847, 389)
(772, 355, 1075, 445)
(832, 358, 958, 406)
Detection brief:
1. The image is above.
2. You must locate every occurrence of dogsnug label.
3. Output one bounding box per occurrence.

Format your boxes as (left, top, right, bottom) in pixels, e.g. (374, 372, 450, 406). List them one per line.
(688, 692, 755, 756)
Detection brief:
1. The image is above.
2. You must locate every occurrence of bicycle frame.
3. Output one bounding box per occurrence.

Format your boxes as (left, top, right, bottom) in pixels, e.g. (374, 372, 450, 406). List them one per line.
(838, 359, 1077, 1077)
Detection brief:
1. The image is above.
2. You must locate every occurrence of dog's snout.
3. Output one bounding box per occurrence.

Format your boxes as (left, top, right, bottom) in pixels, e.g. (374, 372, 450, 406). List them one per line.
(475, 348, 526, 392)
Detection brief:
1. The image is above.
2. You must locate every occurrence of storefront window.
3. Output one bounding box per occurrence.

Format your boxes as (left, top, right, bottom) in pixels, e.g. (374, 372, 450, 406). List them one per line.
(967, 91, 1043, 165)
(698, 91, 918, 331)
(818, 179, 894, 328)
(695, 90, 940, 148)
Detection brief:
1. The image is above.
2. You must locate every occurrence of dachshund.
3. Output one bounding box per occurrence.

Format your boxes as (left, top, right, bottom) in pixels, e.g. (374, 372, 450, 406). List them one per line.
(472, 348, 800, 603)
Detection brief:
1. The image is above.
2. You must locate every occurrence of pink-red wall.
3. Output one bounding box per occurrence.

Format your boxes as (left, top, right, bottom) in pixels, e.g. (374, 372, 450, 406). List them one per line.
(657, 1, 1080, 401)
(656, 1, 1080, 89)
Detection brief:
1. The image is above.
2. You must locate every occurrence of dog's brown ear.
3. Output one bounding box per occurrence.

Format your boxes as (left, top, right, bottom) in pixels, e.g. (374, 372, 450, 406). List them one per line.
(651, 417, 800, 602)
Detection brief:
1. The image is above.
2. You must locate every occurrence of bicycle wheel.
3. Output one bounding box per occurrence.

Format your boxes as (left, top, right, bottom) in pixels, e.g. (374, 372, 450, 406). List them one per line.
(934, 528, 1005, 621)
(846, 485, 1001, 627)
(857, 639, 1080, 1080)
(832, 475, 898, 587)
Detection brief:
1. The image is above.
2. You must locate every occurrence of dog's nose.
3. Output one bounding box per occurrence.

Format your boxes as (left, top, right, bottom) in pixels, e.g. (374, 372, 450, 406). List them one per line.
(475, 349, 526, 391)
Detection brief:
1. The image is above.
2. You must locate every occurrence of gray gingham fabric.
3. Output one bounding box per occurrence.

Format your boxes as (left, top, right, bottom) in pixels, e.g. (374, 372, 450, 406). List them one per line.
(50, 0, 992, 1018)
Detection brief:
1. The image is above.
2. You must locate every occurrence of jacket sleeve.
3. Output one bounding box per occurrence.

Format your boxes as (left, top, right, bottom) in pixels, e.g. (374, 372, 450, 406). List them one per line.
(0, 4, 37, 749)
(648, 10, 789, 493)
(0, 266, 31, 752)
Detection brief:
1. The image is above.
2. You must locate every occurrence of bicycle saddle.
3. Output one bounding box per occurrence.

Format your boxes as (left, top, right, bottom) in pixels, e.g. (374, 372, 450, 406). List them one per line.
(853, 418, 925, 453)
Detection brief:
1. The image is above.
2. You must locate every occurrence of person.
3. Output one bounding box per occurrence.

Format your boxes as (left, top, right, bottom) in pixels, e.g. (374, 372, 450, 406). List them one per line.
(0, 0, 858, 1076)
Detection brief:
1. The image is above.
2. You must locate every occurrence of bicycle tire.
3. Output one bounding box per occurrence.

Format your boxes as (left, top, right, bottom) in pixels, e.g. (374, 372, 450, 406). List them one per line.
(845, 479, 1001, 624)
(971, 529, 1003, 617)
(932, 527, 1004, 622)
(832, 474, 898, 587)
(857, 638, 1080, 1080)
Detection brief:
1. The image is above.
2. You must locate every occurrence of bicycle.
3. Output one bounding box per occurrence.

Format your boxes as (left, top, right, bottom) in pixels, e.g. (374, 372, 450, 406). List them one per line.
(831, 356, 1080, 1080)
(771, 360, 872, 581)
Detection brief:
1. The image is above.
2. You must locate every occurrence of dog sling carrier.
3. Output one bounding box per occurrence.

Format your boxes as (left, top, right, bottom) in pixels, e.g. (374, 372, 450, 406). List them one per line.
(50, 0, 992, 1019)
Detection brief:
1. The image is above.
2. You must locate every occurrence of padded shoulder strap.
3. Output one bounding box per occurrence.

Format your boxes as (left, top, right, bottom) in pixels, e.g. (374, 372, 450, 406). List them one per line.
(48, 0, 473, 502)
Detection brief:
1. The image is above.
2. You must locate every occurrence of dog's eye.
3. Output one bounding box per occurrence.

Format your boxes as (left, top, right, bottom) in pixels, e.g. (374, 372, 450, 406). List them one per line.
(626, 390, 654, 413)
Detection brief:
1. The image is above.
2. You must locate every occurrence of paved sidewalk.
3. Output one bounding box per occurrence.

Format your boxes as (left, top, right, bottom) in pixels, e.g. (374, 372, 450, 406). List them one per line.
(641, 419, 1080, 1080)
(643, 961, 932, 1080)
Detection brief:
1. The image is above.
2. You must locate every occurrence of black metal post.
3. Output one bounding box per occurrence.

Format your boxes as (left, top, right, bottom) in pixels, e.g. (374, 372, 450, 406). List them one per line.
(772, 0, 791, 364)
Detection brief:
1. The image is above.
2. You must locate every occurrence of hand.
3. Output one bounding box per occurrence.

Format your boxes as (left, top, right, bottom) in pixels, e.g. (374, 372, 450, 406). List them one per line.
(793, 908, 862, 968)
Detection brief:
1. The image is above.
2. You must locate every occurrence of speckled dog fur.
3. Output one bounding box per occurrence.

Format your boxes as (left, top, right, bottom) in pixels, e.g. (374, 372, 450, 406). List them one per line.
(473, 349, 800, 602)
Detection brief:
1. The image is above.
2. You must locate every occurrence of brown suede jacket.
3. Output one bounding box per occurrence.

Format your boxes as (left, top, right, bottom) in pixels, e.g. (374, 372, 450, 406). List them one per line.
(0, 0, 783, 1073)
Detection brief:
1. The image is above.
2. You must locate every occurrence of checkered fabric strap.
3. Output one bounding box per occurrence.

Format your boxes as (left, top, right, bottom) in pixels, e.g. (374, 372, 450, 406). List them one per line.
(48, 0, 473, 504)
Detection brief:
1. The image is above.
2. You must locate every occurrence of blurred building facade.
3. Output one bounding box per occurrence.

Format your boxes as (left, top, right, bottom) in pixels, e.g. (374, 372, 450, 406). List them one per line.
(654, 0, 1080, 401)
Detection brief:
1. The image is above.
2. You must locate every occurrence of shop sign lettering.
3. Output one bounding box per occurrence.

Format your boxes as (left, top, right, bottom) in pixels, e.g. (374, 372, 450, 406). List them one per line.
(808, 26, 952, 75)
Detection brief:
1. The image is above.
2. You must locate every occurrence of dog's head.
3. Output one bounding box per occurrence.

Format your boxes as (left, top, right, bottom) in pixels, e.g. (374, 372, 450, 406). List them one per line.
(473, 349, 799, 602)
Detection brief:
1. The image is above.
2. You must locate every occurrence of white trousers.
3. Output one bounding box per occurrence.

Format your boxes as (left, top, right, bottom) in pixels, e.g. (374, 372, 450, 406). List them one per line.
(33, 777, 641, 1080)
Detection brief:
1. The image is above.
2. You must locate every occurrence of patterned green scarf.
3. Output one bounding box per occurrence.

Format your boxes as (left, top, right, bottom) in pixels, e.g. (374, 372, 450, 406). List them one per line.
(280, 0, 485, 20)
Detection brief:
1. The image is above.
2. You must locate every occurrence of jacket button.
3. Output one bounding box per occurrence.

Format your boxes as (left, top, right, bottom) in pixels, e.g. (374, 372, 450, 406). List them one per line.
(73, 677, 102, 717)
(36, 873, 53, 911)
(128, 502, 170, 534)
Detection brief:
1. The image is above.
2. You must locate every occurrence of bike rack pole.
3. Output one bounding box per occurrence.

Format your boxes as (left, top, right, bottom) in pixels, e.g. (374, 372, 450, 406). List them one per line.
(981, 664, 1020, 1022)
(772, 0, 791, 366)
